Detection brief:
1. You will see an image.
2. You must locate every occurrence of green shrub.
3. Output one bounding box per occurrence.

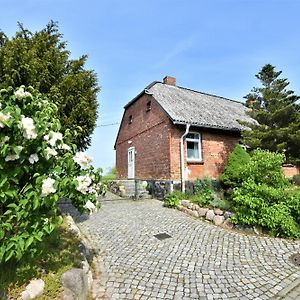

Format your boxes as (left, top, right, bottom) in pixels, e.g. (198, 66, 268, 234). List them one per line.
(220, 144, 250, 187)
(232, 150, 300, 238)
(163, 191, 184, 208)
(209, 198, 232, 210)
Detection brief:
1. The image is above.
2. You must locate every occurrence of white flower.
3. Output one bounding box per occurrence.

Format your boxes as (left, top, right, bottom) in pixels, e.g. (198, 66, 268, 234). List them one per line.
(0, 112, 11, 128)
(29, 153, 39, 164)
(58, 143, 71, 151)
(41, 178, 56, 197)
(43, 218, 49, 224)
(76, 175, 92, 194)
(73, 152, 93, 169)
(45, 147, 58, 159)
(44, 131, 63, 147)
(5, 154, 19, 161)
(14, 87, 32, 100)
(83, 200, 97, 215)
(21, 117, 37, 139)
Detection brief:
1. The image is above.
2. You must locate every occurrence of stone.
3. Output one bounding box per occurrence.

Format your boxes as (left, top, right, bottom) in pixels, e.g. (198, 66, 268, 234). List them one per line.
(214, 208, 224, 215)
(253, 226, 263, 235)
(220, 219, 234, 230)
(69, 224, 81, 237)
(197, 207, 209, 217)
(192, 204, 199, 211)
(213, 215, 225, 226)
(20, 279, 45, 300)
(180, 200, 190, 208)
(206, 209, 215, 221)
(177, 205, 184, 211)
(190, 210, 199, 218)
(224, 211, 234, 219)
(61, 268, 88, 300)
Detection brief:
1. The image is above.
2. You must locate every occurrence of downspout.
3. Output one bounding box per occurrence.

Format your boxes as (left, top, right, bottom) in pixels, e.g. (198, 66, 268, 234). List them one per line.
(180, 124, 191, 193)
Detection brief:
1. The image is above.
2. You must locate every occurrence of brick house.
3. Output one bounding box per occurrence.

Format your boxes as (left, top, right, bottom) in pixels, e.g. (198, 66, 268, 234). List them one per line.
(114, 76, 254, 191)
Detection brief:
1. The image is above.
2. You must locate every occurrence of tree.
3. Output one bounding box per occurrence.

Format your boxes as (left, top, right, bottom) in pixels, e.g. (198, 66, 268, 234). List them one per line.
(242, 64, 300, 165)
(0, 21, 99, 150)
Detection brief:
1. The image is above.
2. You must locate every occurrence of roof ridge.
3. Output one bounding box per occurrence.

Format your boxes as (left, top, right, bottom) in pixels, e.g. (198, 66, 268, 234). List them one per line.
(156, 81, 243, 105)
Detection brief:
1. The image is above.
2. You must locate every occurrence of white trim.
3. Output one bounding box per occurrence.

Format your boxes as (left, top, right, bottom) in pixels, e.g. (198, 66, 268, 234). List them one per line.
(127, 147, 135, 179)
(186, 132, 202, 162)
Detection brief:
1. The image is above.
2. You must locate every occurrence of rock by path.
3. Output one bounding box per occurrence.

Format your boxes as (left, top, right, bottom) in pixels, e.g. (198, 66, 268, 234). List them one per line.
(77, 199, 300, 300)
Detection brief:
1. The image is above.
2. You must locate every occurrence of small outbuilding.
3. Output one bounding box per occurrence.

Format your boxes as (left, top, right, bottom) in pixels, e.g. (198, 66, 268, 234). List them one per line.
(114, 76, 253, 191)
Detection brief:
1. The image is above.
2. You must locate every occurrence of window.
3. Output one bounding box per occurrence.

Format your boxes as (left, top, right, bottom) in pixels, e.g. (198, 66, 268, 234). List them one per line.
(186, 132, 202, 161)
(128, 115, 133, 124)
(146, 101, 152, 112)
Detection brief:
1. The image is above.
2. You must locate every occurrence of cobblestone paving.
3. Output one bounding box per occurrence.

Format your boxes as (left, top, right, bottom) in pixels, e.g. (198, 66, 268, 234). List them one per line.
(77, 199, 300, 300)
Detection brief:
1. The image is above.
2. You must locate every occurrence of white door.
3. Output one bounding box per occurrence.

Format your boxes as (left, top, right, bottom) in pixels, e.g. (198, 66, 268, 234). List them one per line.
(128, 147, 135, 179)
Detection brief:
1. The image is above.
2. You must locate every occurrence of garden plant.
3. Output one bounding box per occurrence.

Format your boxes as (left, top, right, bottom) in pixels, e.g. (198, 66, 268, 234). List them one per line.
(0, 86, 104, 263)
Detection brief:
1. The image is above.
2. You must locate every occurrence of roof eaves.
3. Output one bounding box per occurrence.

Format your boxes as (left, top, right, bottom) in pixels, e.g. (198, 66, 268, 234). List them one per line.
(172, 120, 242, 132)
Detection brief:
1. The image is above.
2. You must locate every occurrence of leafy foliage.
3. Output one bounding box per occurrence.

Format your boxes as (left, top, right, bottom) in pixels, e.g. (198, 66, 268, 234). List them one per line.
(163, 191, 184, 208)
(220, 144, 250, 187)
(231, 150, 300, 238)
(0, 86, 104, 263)
(0, 21, 99, 150)
(192, 177, 218, 207)
(292, 174, 300, 186)
(242, 64, 300, 166)
(0, 221, 82, 299)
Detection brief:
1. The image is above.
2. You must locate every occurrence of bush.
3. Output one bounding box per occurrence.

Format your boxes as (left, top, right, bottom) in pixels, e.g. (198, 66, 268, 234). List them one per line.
(220, 144, 250, 187)
(163, 192, 184, 208)
(0, 86, 105, 263)
(232, 150, 300, 238)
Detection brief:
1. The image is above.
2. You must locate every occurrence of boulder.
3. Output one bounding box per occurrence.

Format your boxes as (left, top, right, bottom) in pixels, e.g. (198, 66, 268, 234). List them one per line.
(180, 200, 190, 208)
(206, 209, 215, 221)
(61, 268, 88, 300)
(20, 279, 45, 300)
(192, 204, 199, 211)
(224, 211, 234, 219)
(197, 207, 209, 217)
(213, 215, 225, 226)
(220, 219, 234, 230)
(214, 208, 224, 215)
(190, 210, 199, 218)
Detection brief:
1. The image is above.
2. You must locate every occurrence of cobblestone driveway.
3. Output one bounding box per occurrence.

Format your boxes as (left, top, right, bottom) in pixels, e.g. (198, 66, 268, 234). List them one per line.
(77, 199, 300, 300)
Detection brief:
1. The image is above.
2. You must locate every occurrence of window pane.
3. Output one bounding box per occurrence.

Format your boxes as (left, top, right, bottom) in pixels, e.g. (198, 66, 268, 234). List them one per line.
(187, 141, 199, 159)
(187, 133, 198, 139)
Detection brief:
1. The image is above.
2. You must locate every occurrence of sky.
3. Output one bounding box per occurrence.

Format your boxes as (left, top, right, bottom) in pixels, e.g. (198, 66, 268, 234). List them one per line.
(1, 0, 300, 173)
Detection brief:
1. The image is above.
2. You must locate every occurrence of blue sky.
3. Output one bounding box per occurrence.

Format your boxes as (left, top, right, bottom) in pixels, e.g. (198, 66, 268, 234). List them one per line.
(2, 0, 300, 173)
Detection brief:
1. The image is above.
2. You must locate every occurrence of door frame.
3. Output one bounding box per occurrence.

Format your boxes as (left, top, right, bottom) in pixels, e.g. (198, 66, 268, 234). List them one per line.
(127, 147, 135, 179)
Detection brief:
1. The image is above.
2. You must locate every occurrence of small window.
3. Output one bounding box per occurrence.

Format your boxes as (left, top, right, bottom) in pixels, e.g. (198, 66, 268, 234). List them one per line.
(146, 101, 152, 112)
(186, 132, 202, 161)
(128, 115, 133, 124)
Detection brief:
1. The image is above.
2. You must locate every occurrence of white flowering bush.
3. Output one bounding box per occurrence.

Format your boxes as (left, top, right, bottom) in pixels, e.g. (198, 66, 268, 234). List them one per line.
(0, 86, 105, 263)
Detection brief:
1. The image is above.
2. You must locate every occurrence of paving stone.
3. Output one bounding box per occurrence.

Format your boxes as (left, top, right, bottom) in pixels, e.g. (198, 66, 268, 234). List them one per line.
(77, 199, 300, 299)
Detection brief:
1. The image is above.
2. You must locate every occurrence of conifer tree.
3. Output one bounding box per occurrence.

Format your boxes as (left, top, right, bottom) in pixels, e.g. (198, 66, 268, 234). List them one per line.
(242, 64, 300, 165)
(0, 21, 99, 150)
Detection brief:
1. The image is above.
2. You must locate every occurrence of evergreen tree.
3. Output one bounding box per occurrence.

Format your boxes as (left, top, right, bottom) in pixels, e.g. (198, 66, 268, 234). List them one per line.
(242, 64, 300, 165)
(0, 21, 99, 150)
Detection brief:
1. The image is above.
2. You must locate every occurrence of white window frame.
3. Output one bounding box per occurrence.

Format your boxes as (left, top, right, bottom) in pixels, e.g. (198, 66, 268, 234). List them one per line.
(186, 132, 202, 162)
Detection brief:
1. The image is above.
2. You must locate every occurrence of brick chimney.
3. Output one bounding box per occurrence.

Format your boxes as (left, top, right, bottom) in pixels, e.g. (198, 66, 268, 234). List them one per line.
(163, 76, 176, 86)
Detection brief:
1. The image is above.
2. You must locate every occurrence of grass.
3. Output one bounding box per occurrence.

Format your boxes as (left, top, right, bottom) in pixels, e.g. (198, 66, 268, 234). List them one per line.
(0, 219, 82, 299)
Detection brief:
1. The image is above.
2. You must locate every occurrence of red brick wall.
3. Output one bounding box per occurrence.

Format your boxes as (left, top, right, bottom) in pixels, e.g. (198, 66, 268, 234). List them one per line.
(169, 126, 240, 180)
(115, 94, 171, 179)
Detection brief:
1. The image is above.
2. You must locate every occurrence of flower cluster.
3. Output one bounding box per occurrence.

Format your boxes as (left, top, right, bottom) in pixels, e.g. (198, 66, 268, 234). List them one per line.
(0, 112, 10, 128)
(14, 87, 32, 100)
(73, 152, 93, 169)
(76, 175, 92, 194)
(21, 117, 37, 139)
(41, 178, 56, 197)
(44, 131, 63, 147)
